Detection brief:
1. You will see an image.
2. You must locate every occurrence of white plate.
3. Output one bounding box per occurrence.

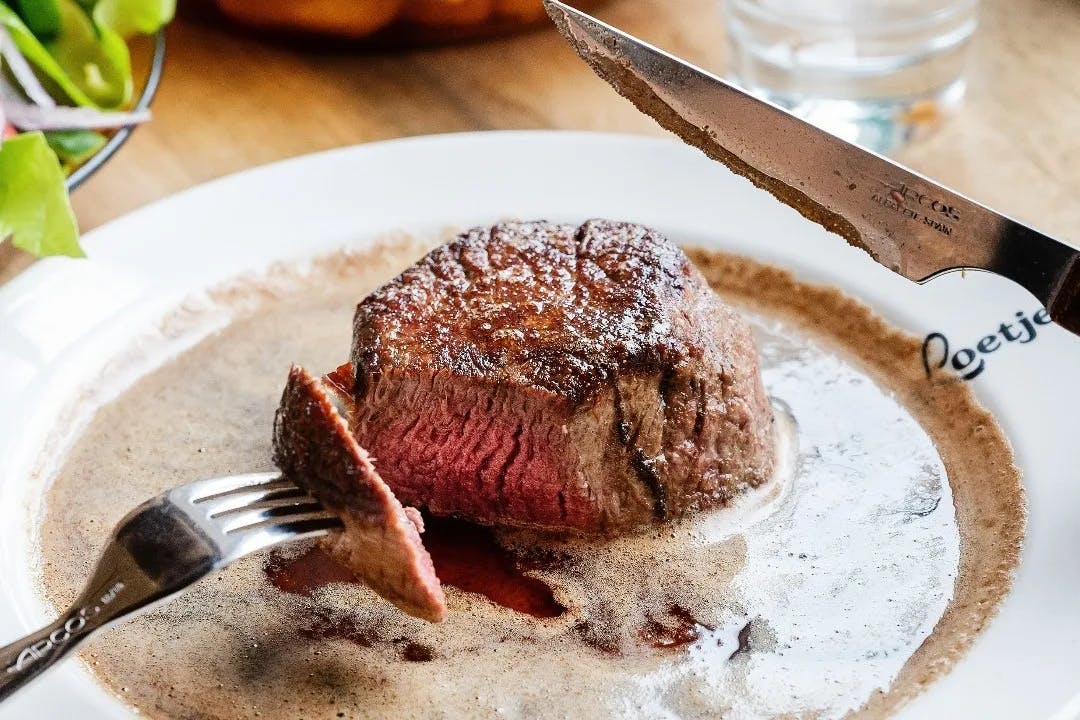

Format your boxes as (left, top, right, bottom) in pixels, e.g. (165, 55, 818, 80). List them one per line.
(0, 131, 1077, 720)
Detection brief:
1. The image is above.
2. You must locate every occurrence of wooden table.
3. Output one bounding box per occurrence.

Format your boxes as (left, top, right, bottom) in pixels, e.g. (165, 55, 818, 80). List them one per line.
(3, 0, 1079, 283)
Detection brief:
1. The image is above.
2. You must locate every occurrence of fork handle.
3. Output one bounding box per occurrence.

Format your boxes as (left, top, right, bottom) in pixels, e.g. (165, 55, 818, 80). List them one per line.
(0, 540, 163, 703)
(0, 604, 102, 701)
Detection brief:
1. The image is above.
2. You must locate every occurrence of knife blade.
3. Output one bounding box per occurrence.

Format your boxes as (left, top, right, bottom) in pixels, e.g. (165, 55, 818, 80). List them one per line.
(544, 0, 1080, 337)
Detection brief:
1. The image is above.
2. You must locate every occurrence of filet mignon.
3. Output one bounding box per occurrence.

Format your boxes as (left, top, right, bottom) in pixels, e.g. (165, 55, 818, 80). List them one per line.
(345, 220, 774, 534)
(273, 365, 446, 622)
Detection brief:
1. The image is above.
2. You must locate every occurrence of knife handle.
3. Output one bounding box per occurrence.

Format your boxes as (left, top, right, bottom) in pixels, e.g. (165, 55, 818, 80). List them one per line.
(986, 221, 1080, 337)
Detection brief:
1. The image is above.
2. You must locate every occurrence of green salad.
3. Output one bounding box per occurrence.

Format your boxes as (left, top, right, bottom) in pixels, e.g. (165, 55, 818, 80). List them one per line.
(0, 0, 172, 258)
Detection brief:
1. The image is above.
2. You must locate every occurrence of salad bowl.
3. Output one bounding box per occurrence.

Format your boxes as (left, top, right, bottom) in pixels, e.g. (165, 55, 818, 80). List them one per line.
(64, 30, 165, 192)
(0, 0, 172, 259)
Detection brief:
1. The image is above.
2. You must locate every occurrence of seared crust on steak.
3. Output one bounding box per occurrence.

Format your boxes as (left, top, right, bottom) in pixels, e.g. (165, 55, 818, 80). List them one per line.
(272, 365, 446, 622)
(347, 220, 774, 534)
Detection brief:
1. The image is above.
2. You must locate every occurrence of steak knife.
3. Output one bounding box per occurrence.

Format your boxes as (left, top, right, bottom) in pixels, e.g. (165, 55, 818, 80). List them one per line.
(544, 0, 1080, 337)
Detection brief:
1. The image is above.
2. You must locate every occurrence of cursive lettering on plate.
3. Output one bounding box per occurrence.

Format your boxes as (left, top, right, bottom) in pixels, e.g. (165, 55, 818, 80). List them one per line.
(922, 308, 1051, 381)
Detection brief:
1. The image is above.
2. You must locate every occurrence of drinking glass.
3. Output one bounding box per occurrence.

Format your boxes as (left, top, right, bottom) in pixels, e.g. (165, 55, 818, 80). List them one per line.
(724, 0, 979, 152)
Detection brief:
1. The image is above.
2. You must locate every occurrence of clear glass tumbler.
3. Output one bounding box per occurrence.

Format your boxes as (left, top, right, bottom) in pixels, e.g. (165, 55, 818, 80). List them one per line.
(724, 0, 978, 152)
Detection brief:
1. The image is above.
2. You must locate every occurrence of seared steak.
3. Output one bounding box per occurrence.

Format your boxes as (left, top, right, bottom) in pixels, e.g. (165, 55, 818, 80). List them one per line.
(273, 365, 446, 622)
(346, 220, 774, 534)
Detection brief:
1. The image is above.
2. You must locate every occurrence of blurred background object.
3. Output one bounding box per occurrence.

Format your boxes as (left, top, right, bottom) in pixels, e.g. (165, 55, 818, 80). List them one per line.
(725, 0, 979, 152)
(204, 0, 609, 45)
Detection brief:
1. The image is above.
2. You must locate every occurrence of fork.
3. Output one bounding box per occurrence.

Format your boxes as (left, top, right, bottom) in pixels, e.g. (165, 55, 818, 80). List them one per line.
(0, 471, 342, 702)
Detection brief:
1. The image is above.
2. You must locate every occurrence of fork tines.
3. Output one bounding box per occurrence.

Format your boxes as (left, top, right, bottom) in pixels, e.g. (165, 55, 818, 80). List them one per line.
(176, 471, 342, 536)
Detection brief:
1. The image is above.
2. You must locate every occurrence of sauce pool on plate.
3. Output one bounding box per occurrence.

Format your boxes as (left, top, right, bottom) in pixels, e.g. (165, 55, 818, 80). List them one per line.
(37, 237, 1022, 720)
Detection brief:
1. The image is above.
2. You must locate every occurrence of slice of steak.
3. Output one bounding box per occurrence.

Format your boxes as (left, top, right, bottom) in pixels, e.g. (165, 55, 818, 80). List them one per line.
(272, 365, 446, 622)
(347, 219, 774, 534)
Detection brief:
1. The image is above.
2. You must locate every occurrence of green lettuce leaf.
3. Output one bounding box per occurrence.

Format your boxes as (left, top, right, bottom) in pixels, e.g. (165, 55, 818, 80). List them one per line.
(0, 131, 84, 257)
(92, 0, 173, 37)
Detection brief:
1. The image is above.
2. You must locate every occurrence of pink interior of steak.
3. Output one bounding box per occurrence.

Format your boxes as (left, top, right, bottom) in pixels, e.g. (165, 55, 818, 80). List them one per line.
(351, 369, 588, 529)
(272, 365, 446, 622)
